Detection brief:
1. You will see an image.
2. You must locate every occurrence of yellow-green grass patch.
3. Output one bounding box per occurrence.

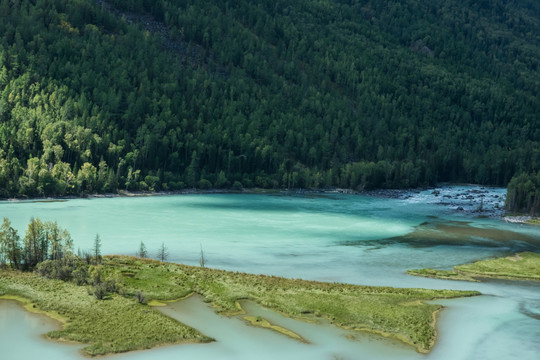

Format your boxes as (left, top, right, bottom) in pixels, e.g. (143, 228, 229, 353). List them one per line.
(243, 315, 306, 342)
(406, 268, 478, 282)
(525, 218, 540, 226)
(407, 252, 540, 282)
(0, 269, 210, 356)
(104, 256, 478, 353)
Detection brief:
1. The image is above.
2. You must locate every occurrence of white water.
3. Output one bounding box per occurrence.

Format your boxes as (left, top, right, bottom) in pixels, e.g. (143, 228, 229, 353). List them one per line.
(1, 186, 539, 359)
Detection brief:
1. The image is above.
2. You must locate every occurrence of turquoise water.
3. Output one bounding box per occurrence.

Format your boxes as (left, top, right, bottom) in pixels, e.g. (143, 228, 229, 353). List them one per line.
(1, 188, 539, 359)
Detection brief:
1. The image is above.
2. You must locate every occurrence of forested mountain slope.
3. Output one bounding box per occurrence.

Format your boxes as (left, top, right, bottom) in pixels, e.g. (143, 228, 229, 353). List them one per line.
(0, 0, 538, 197)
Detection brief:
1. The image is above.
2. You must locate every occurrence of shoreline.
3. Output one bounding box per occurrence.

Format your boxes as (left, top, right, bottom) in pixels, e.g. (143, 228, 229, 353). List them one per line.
(2, 184, 521, 220)
(0, 294, 69, 326)
(0, 182, 499, 201)
(1, 296, 208, 358)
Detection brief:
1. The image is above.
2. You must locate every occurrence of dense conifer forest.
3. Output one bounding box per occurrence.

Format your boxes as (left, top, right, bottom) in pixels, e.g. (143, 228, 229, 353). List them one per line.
(0, 0, 538, 207)
(506, 172, 540, 215)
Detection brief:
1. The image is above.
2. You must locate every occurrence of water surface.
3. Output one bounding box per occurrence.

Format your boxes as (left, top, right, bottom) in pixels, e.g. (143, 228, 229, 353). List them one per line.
(1, 187, 539, 359)
(0, 300, 83, 358)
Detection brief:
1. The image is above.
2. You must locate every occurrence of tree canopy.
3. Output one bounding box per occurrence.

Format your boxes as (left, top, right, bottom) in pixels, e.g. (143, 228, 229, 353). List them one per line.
(0, 0, 538, 197)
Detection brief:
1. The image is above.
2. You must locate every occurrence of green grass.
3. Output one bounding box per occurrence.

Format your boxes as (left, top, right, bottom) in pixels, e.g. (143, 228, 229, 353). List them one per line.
(406, 268, 478, 282)
(408, 252, 540, 282)
(454, 252, 540, 280)
(0, 268, 210, 356)
(525, 218, 540, 226)
(1, 256, 479, 355)
(104, 256, 478, 353)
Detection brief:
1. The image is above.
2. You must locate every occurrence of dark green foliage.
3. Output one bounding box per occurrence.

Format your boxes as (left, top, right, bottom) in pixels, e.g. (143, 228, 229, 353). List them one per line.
(0, 0, 538, 197)
(135, 289, 146, 304)
(0, 218, 22, 269)
(0, 217, 73, 271)
(92, 233, 102, 264)
(506, 172, 540, 215)
(92, 282, 108, 300)
(36, 255, 126, 299)
(72, 264, 89, 285)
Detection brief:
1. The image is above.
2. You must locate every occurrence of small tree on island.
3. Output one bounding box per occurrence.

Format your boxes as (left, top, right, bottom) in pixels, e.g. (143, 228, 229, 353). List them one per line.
(137, 241, 147, 258)
(199, 244, 206, 268)
(93, 234, 102, 264)
(157, 242, 168, 262)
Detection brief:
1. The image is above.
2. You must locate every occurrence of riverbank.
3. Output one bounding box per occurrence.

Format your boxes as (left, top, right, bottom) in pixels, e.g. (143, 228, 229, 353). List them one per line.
(0, 256, 479, 356)
(407, 252, 540, 282)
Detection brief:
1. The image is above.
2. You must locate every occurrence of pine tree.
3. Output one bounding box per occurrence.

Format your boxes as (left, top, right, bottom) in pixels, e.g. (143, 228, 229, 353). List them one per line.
(157, 242, 168, 262)
(138, 241, 147, 258)
(93, 234, 102, 264)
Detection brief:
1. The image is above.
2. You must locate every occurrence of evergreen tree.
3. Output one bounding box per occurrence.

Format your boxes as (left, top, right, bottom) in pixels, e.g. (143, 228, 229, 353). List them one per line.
(93, 234, 102, 264)
(157, 242, 168, 262)
(137, 241, 148, 258)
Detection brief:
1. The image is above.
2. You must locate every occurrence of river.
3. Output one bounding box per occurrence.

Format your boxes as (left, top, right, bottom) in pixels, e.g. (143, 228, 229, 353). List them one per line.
(1, 186, 539, 359)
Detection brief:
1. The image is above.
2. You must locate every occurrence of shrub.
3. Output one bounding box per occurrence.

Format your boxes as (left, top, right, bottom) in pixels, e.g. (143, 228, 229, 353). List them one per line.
(35, 260, 72, 281)
(198, 179, 212, 189)
(232, 181, 243, 190)
(72, 266, 88, 285)
(93, 283, 108, 300)
(135, 290, 146, 304)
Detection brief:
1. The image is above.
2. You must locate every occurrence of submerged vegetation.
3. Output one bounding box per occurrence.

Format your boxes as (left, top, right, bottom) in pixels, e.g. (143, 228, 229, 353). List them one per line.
(0, 255, 479, 355)
(408, 252, 540, 282)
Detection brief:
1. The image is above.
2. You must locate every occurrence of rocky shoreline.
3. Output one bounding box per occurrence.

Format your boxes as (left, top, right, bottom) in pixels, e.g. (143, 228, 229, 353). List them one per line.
(363, 185, 507, 218)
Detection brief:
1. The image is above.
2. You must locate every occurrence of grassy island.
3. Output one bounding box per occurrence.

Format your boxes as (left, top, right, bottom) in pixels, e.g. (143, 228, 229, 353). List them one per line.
(0, 256, 479, 356)
(408, 252, 540, 282)
(526, 219, 540, 226)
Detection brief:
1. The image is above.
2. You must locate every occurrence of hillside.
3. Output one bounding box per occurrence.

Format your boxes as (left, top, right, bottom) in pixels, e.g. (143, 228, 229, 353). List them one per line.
(0, 0, 539, 197)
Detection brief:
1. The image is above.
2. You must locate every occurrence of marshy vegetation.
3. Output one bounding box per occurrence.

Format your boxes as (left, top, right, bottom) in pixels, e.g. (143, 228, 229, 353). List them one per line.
(0, 269, 210, 356)
(0, 252, 479, 356)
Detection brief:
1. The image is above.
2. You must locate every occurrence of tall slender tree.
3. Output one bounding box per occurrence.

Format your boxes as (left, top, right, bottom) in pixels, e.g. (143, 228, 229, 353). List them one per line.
(23, 217, 46, 270)
(138, 241, 148, 258)
(199, 244, 206, 268)
(0, 218, 22, 269)
(93, 234, 102, 264)
(157, 242, 168, 262)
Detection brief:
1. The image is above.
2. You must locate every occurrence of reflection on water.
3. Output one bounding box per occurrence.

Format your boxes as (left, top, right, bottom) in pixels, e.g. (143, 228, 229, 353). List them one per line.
(0, 189, 539, 359)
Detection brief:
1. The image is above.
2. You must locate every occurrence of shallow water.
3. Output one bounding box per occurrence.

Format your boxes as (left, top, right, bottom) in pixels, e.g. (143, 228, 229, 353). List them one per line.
(0, 300, 83, 358)
(1, 187, 539, 359)
(112, 294, 420, 360)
